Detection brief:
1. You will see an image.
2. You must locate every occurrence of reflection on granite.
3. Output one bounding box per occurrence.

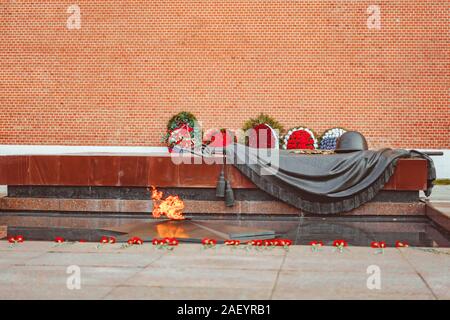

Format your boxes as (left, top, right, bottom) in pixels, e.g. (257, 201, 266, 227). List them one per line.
(1, 214, 449, 247)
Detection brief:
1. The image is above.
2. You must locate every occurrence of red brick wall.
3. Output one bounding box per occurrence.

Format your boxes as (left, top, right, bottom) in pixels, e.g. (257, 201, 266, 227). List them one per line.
(0, 1, 448, 148)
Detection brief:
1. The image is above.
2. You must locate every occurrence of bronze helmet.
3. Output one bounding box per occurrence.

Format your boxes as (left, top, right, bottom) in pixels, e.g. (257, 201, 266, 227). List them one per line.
(335, 131, 368, 152)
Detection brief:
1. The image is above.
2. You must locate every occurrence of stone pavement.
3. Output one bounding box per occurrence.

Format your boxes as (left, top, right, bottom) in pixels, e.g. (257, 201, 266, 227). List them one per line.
(427, 185, 450, 202)
(0, 241, 448, 300)
(424, 185, 450, 231)
(0, 186, 6, 198)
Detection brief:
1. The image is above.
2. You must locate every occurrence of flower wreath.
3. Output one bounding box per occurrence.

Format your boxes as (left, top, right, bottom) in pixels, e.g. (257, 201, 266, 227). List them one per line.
(282, 127, 318, 150)
(162, 111, 201, 151)
(319, 127, 346, 150)
(242, 114, 284, 148)
(203, 128, 236, 147)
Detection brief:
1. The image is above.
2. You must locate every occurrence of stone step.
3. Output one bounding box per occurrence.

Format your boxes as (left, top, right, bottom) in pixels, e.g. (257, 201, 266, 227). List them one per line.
(426, 201, 450, 231)
(0, 225, 6, 239)
(0, 197, 425, 216)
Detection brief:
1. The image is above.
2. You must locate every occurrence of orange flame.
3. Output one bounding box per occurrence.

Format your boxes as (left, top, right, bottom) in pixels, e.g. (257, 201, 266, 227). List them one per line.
(156, 222, 189, 238)
(151, 186, 185, 220)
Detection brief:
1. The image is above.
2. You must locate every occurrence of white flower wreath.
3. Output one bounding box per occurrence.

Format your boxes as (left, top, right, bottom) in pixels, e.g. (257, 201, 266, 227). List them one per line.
(320, 128, 346, 140)
(319, 128, 347, 150)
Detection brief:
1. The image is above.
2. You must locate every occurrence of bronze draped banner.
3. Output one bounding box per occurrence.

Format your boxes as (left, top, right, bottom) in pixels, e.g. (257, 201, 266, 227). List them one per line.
(228, 145, 435, 214)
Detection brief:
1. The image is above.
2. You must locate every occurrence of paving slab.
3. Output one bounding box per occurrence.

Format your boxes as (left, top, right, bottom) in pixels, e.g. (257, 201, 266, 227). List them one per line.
(427, 186, 450, 202)
(283, 246, 415, 274)
(25, 252, 163, 268)
(426, 201, 450, 231)
(0, 241, 448, 300)
(104, 286, 272, 300)
(0, 185, 6, 197)
(48, 242, 160, 254)
(42, 242, 288, 256)
(151, 251, 285, 271)
(0, 225, 6, 239)
(0, 284, 114, 300)
(0, 241, 58, 252)
(166, 243, 287, 256)
(126, 266, 278, 289)
(272, 270, 435, 300)
(0, 265, 142, 287)
(0, 251, 47, 267)
(398, 248, 450, 299)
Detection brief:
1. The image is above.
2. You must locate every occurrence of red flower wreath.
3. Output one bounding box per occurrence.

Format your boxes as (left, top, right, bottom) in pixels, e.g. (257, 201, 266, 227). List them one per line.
(163, 112, 200, 152)
(283, 128, 317, 150)
(167, 124, 195, 152)
(242, 113, 283, 149)
(248, 124, 277, 149)
(203, 129, 235, 147)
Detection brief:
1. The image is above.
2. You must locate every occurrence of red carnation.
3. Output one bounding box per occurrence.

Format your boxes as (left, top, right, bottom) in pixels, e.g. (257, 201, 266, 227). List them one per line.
(370, 241, 380, 248)
(54, 237, 65, 243)
(371, 241, 387, 254)
(100, 236, 109, 244)
(8, 235, 25, 244)
(201, 238, 217, 246)
(333, 240, 348, 247)
(224, 240, 240, 246)
(269, 239, 278, 246)
(254, 240, 263, 246)
(159, 237, 178, 246)
(310, 240, 323, 252)
(277, 239, 292, 247)
(151, 237, 178, 248)
(371, 241, 387, 249)
(333, 240, 348, 252)
(395, 241, 408, 248)
(109, 237, 116, 244)
(127, 237, 143, 245)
